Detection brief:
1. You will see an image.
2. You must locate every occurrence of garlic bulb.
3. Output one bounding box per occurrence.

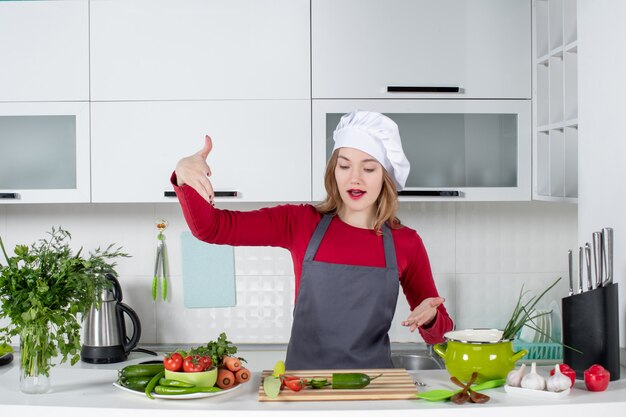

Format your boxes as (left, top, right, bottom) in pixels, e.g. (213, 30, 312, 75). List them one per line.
(521, 362, 546, 390)
(547, 364, 571, 392)
(506, 363, 526, 387)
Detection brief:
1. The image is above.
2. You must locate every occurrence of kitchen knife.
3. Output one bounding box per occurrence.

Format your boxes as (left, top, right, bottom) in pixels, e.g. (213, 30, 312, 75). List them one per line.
(567, 249, 574, 296)
(592, 231, 603, 289)
(602, 227, 614, 286)
(585, 243, 593, 291)
(578, 246, 584, 294)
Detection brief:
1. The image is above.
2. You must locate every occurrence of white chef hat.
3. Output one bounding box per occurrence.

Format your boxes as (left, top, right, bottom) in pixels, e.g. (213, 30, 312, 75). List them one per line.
(332, 110, 410, 191)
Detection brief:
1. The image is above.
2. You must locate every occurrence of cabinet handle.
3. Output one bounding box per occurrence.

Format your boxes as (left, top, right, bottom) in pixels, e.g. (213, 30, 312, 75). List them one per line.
(163, 191, 239, 198)
(0, 193, 19, 199)
(398, 190, 460, 197)
(387, 86, 461, 93)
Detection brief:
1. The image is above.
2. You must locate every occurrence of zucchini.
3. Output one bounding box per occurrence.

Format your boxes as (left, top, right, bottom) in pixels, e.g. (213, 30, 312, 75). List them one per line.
(118, 376, 153, 391)
(118, 363, 164, 378)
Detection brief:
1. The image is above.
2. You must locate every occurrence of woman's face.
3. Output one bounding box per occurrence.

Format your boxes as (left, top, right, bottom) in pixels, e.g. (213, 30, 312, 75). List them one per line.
(334, 147, 384, 216)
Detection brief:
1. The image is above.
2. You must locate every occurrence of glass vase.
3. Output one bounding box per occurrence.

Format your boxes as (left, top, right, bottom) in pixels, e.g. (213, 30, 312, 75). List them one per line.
(19, 325, 51, 394)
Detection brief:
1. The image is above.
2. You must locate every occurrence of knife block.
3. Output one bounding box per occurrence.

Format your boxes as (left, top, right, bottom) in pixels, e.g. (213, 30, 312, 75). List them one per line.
(562, 283, 620, 381)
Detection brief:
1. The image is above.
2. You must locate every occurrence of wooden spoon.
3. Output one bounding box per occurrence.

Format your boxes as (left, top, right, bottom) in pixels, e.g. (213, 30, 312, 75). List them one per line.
(450, 376, 490, 403)
(450, 372, 478, 404)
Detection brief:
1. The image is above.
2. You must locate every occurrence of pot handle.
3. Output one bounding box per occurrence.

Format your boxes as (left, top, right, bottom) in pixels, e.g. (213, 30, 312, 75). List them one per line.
(117, 302, 142, 354)
(433, 343, 447, 359)
(510, 349, 528, 363)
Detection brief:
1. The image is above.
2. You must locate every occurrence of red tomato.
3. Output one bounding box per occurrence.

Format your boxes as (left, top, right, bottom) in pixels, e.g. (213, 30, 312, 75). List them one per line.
(584, 364, 610, 392)
(550, 363, 576, 388)
(284, 378, 305, 392)
(163, 352, 183, 372)
(198, 355, 213, 370)
(280, 375, 300, 388)
(183, 355, 207, 373)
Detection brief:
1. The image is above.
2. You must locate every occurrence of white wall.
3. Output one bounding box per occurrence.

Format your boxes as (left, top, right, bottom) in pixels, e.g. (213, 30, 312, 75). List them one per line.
(0, 201, 576, 346)
(578, 0, 626, 347)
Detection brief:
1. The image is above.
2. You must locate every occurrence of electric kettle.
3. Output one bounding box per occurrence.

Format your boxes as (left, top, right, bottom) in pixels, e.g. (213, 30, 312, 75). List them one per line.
(81, 273, 142, 363)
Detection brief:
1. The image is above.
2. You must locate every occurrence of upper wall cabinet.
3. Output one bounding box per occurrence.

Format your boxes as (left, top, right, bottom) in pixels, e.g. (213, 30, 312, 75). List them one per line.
(0, 0, 89, 102)
(90, 0, 310, 101)
(312, 0, 531, 99)
(91, 100, 311, 203)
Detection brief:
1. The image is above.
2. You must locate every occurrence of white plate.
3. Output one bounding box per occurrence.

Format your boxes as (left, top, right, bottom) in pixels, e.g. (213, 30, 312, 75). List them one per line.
(113, 382, 242, 400)
(504, 384, 570, 399)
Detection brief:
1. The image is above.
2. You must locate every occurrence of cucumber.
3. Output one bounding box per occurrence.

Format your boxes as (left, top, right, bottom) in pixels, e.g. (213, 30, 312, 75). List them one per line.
(332, 373, 382, 389)
(119, 376, 153, 391)
(119, 363, 164, 378)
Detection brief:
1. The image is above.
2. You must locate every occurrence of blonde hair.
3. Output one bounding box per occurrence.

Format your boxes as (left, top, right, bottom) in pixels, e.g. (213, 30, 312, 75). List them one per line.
(316, 150, 402, 235)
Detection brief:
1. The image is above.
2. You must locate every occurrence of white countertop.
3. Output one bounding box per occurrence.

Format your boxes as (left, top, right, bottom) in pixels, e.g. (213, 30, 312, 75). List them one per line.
(1, 353, 625, 417)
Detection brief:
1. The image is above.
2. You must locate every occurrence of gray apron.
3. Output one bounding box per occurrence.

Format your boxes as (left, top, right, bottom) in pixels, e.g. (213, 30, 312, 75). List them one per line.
(285, 214, 400, 370)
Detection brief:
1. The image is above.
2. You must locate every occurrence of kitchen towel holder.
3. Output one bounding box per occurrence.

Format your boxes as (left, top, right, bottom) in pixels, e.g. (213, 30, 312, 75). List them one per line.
(561, 283, 620, 381)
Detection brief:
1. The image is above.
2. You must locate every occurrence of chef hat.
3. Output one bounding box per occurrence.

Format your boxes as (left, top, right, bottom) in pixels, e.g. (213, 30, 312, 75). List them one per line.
(332, 110, 410, 190)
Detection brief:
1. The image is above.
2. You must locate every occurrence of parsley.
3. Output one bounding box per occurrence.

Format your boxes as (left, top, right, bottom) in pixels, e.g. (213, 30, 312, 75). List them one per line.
(0, 227, 129, 377)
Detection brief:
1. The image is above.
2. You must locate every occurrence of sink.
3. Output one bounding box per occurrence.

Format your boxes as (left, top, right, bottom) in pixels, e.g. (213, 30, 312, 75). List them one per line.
(391, 353, 443, 370)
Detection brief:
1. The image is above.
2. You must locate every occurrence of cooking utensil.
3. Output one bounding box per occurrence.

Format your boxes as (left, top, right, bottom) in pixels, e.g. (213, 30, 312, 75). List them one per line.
(450, 376, 490, 403)
(585, 243, 593, 291)
(592, 232, 603, 289)
(578, 247, 584, 293)
(601, 227, 613, 286)
(567, 249, 574, 296)
(450, 372, 478, 404)
(415, 379, 505, 402)
(152, 219, 169, 301)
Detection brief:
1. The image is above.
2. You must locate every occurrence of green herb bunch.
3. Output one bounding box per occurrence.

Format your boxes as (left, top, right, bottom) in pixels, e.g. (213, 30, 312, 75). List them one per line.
(502, 277, 561, 341)
(0, 227, 129, 376)
(191, 332, 244, 367)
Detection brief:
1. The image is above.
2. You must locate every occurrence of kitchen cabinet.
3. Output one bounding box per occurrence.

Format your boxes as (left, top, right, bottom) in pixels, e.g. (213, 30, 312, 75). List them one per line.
(533, 0, 578, 202)
(0, 0, 89, 102)
(0, 102, 91, 203)
(90, 0, 310, 101)
(312, 0, 531, 99)
(313, 100, 531, 202)
(91, 100, 311, 203)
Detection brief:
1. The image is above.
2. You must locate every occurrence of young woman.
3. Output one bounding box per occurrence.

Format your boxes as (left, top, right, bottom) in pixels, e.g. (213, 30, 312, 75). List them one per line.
(173, 110, 453, 369)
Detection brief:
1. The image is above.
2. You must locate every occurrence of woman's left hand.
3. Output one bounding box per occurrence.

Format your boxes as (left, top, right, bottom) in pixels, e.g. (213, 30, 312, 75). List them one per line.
(402, 297, 445, 332)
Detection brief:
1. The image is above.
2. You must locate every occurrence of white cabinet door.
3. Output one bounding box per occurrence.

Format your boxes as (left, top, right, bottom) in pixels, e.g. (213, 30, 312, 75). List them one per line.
(0, 0, 89, 101)
(91, 100, 311, 203)
(90, 0, 310, 101)
(313, 99, 531, 201)
(0, 102, 91, 203)
(312, 0, 531, 99)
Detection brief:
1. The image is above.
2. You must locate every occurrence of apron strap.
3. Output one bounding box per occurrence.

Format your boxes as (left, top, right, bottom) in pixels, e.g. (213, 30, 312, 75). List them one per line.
(305, 214, 399, 271)
(304, 214, 333, 261)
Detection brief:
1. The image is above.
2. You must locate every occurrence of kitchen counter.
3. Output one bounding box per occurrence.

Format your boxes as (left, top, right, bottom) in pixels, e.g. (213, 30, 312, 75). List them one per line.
(1, 353, 625, 417)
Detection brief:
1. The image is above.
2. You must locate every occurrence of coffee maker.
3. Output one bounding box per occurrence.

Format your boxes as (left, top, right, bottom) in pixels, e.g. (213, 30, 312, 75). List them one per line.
(81, 273, 141, 363)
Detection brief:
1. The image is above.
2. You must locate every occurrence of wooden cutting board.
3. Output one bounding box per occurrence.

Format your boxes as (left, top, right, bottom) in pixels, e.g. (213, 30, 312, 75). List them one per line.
(257, 368, 418, 401)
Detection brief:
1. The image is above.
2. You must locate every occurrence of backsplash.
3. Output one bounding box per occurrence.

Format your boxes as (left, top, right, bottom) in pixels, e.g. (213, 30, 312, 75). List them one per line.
(0, 201, 576, 346)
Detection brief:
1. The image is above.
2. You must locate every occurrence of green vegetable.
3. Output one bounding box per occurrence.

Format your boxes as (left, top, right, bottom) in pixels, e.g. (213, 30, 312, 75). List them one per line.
(119, 376, 153, 391)
(119, 363, 165, 378)
(145, 370, 165, 399)
(191, 332, 242, 368)
(332, 373, 382, 389)
(0, 227, 129, 379)
(158, 377, 195, 388)
(308, 377, 331, 389)
(263, 375, 282, 398)
(154, 385, 222, 395)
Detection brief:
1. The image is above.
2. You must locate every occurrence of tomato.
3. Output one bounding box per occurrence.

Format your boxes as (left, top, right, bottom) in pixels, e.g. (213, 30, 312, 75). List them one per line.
(198, 355, 212, 370)
(163, 352, 183, 372)
(183, 355, 207, 373)
(550, 363, 576, 388)
(284, 378, 305, 392)
(280, 375, 300, 388)
(584, 364, 610, 392)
